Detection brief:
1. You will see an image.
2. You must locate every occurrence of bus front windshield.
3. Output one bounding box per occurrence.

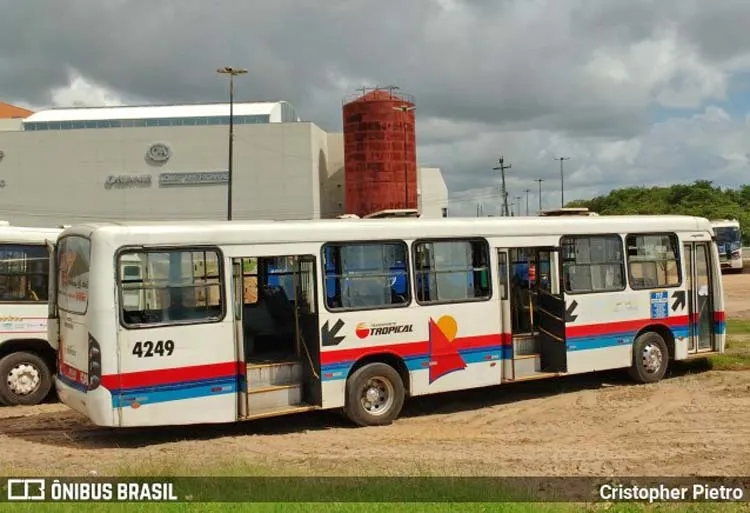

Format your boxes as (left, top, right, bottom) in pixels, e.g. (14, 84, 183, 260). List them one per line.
(715, 226, 741, 245)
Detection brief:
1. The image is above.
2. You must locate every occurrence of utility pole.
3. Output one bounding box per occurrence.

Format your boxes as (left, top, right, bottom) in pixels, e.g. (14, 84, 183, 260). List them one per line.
(535, 178, 544, 214)
(217, 66, 248, 221)
(554, 156, 570, 207)
(515, 196, 522, 217)
(524, 189, 531, 216)
(492, 156, 511, 216)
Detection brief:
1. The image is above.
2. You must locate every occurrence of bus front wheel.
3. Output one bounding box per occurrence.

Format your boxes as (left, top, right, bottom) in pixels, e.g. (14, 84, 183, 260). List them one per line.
(628, 332, 669, 384)
(0, 351, 53, 406)
(344, 362, 405, 427)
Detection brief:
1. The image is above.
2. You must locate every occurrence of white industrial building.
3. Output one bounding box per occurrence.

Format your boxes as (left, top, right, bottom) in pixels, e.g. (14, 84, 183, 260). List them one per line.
(0, 101, 448, 227)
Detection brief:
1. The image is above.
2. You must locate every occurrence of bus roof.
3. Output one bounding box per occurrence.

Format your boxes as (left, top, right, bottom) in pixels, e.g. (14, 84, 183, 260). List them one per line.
(710, 219, 740, 228)
(0, 226, 63, 243)
(539, 207, 597, 216)
(60, 215, 713, 246)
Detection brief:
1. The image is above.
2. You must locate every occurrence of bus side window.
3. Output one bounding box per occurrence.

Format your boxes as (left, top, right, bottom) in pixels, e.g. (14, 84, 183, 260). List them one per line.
(118, 248, 224, 327)
(323, 242, 410, 310)
(0, 244, 49, 302)
(561, 235, 625, 294)
(625, 233, 681, 290)
(413, 238, 491, 304)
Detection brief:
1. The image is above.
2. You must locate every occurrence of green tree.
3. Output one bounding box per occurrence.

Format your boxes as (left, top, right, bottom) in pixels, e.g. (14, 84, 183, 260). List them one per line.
(567, 181, 750, 244)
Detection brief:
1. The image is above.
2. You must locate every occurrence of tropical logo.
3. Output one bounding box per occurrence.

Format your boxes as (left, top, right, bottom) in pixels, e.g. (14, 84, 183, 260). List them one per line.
(428, 315, 466, 383)
(355, 321, 414, 340)
(355, 322, 370, 339)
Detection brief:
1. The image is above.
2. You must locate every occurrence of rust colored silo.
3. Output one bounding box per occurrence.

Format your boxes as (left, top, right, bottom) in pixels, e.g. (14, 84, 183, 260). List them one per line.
(342, 87, 417, 217)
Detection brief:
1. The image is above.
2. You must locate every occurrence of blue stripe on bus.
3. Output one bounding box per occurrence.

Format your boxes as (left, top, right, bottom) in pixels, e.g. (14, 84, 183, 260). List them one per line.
(566, 326, 690, 352)
(57, 372, 88, 393)
(109, 377, 237, 408)
(318, 326, 693, 382)
(320, 346, 512, 381)
(111, 377, 238, 408)
(107, 375, 236, 397)
(62, 327, 712, 399)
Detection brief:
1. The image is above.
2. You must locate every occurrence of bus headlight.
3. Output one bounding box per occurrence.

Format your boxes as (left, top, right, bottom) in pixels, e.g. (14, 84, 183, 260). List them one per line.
(88, 334, 102, 391)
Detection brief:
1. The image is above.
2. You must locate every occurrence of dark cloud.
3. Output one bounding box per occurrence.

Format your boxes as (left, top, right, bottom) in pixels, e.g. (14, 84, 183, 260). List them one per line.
(2, 0, 750, 217)
(6, 0, 748, 131)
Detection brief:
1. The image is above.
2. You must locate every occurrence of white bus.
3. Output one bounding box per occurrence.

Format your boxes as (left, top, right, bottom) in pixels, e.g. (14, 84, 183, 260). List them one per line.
(0, 225, 63, 406)
(539, 207, 599, 217)
(710, 219, 743, 273)
(51, 215, 726, 428)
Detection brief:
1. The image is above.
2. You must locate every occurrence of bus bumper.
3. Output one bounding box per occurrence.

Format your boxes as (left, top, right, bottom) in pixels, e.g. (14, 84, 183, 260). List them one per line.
(720, 257, 743, 271)
(55, 376, 116, 427)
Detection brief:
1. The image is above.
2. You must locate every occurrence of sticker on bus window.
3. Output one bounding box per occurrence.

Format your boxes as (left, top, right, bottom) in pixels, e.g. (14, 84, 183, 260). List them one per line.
(649, 291, 669, 319)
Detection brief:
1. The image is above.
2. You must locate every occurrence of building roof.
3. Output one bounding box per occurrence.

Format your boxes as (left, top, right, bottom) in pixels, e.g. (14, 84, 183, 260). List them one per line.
(23, 101, 299, 123)
(0, 102, 33, 119)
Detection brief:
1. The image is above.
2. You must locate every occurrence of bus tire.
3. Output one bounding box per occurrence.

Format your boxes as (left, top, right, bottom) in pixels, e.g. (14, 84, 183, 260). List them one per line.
(628, 331, 669, 384)
(344, 362, 405, 427)
(0, 352, 53, 406)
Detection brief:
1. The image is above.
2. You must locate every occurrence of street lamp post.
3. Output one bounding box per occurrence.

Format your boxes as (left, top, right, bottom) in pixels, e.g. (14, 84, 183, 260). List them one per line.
(393, 104, 416, 210)
(554, 156, 570, 208)
(535, 178, 544, 214)
(524, 189, 531, 216)
(217, 66, 248, 221)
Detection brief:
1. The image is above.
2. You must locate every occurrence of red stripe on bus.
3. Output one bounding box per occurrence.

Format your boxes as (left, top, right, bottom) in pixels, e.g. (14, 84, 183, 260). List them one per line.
(320, 333, 503, 366)
(100, 361, 240, 390)
(320, 341, 429, 366)
(714, 311, 726, 322)
(456, 333, 504, 350)
(566, 315, 690, 338)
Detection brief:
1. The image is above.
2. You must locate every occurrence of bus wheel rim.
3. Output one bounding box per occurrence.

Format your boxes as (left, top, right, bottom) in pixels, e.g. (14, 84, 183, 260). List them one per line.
(641, 343, 663, 374)
(7, 363, 41, 396)
(360, 376, 395, 416)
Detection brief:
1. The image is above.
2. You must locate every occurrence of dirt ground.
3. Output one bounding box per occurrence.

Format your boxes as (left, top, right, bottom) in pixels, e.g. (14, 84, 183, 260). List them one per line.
(1, 275, 749, 477)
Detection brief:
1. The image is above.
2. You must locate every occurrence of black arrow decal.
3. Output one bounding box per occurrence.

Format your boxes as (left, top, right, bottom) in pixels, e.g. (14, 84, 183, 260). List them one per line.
(671, 290, 686, 312)
(565, 300, 578, 323)
(321, 318, 345, 347)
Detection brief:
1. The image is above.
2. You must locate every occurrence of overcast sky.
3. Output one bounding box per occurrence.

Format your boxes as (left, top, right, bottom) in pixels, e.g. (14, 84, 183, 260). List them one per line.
(2, 0, 750, 216)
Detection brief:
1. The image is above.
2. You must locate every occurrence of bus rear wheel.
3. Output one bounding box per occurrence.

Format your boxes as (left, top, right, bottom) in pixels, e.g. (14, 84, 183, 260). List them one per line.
(344, 363, 405, 427)
(628, 332, 669, 384)
(0, 352, 53, 406)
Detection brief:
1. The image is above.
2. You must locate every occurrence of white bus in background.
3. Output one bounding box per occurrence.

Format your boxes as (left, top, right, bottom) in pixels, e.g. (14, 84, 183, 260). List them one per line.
(51, 215, 725, 428)
(539, 207, 599, 217)
(0, 224, 63, 406)
(711, 219, 743, 273)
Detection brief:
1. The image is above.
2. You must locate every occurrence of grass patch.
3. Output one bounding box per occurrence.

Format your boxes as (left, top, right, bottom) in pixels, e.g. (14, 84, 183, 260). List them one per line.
(708, 335, 750, 370)
(725, 318, 750, 335)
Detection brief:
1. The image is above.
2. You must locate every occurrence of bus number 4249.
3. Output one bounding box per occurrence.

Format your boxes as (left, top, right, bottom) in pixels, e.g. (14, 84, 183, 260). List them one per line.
(132, 340, 175, 358)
